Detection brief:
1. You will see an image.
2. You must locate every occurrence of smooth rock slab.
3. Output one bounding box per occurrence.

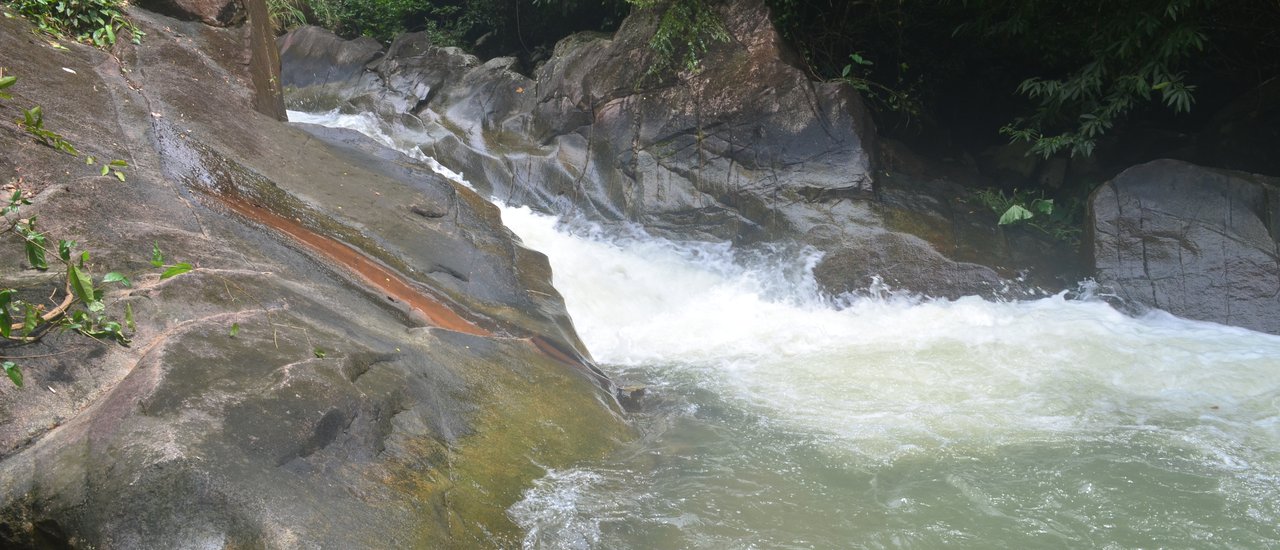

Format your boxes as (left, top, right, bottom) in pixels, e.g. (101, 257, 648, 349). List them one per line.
(0, 5, 627, 547)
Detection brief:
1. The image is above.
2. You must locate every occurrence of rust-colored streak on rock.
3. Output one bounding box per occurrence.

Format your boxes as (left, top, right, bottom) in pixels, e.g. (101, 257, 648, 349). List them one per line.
(218, 195, 491, 337)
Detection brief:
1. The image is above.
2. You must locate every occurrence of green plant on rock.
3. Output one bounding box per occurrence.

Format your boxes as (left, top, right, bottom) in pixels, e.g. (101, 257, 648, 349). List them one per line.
(6, 0, 143, 47)
(0, 71, 15, 100)
(19, 106, 78, 156)
(0, 74, 184, 387)
(8, 71, 132, 180)
(836, 52, 921, 117)
(0, 189, 137, 387)
(0, 213, 190, 388)
(631, 0, 729, 76)
(973, 187, 1082, 245)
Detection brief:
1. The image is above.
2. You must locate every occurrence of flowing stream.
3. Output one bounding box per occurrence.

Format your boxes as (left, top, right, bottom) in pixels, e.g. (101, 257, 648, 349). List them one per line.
(290, 110, 1280, 549)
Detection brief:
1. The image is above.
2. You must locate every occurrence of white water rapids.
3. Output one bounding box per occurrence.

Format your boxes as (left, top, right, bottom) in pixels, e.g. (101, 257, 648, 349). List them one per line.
(290, 109, 1280, 549)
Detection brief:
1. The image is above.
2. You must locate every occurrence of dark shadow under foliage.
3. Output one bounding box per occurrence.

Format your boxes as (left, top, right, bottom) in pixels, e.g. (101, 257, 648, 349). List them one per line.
(765, 0, 1280, 177)
(278, 0, 631, 65)
(276, 0, 1280, 195)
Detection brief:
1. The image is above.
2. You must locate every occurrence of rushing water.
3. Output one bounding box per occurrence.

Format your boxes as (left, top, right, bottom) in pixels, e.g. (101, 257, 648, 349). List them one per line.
(290, 110, 1280, 549)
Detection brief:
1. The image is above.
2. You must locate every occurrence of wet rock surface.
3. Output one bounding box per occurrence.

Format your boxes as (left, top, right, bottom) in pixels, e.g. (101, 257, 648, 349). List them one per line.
(1089, 159, 1280, 334)
(0, 3, 627, 548)
(280, 0, 1069, 299)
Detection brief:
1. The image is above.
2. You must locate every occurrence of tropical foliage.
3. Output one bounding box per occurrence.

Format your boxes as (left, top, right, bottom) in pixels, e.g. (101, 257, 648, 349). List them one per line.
(5, 0, 142, 46)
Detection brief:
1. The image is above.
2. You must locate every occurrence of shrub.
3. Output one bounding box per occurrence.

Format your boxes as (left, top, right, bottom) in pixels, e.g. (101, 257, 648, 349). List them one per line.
(6, 0, 143, 47)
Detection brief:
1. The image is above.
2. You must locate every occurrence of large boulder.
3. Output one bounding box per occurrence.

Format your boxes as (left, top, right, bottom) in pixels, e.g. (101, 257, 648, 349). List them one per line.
(277, 25, 384, 102)
(0, 3, 626, 547)
(1089, 159, 1280, 334)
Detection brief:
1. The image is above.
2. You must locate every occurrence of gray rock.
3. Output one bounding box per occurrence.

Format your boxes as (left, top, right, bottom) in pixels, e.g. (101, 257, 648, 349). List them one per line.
(0, 5, 626, 548)
(281, 0, 876, 243)
(1089, 159, 1280, 334)
(277, 26, 384, 93)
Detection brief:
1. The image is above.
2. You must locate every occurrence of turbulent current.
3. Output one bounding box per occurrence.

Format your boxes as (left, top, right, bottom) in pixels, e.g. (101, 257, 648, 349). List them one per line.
(290, 110, 1280, 549)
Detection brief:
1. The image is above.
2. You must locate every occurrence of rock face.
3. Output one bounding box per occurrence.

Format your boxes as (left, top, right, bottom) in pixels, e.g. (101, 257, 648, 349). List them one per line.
(1089, 159, 1280, 334)
(283, 1, 875, 242)
(0, 3, 626, 548)
(136, 0, 246, 26)
(280, 0, 1070, 298)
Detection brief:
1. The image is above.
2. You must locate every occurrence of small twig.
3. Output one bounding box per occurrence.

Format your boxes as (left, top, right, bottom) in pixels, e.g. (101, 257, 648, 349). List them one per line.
(0, 349, 77, 360)
(6, 284, 76, 338)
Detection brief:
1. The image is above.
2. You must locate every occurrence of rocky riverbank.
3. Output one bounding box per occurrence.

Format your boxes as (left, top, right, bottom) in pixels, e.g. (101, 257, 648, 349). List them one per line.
(0, 1, 628, 546)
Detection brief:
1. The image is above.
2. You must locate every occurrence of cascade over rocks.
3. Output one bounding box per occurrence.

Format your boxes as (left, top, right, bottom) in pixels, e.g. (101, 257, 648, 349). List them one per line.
(281, 0, 1070, 299)
(1088, 159, 1280, 335)
(0, 2, 627, 547)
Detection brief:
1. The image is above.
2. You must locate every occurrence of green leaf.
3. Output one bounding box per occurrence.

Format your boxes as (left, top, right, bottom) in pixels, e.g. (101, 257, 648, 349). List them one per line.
(100, 164, 109, 176)
(0, 290, 12, 339)
(58, 239, 74, 262)
(113, 170, 125, 182)
(21, 304, 39, 337)
(124, 302, 135, 331)
(1033, 198, 1055, 215)
(109, 160, 128, 167)
(151, 242, 163, 268)
(0, 76, 15, 90)
(25, 239, 48, 271)
(313, 348, 327, 359)
(160, 262, 192, 280)
(67, 264, 96, 304)
(998, 204, 1034, 225)
(23, 106, 41, 127)
(3, 362, 22, 388)
(102, 272, 130, 287)
(229, 323, 239, 337)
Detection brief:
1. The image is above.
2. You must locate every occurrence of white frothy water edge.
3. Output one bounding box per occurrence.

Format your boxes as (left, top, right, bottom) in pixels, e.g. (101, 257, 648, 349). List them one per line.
(498, 205, 1280, 453)
(287, 108, 1280, 547)
(497, 205, 1280, 547)
(287, 109, 469, 185)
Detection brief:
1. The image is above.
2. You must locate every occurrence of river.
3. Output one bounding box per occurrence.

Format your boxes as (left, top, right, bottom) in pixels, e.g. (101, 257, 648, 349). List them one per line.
(290, 109, 1280, 549)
